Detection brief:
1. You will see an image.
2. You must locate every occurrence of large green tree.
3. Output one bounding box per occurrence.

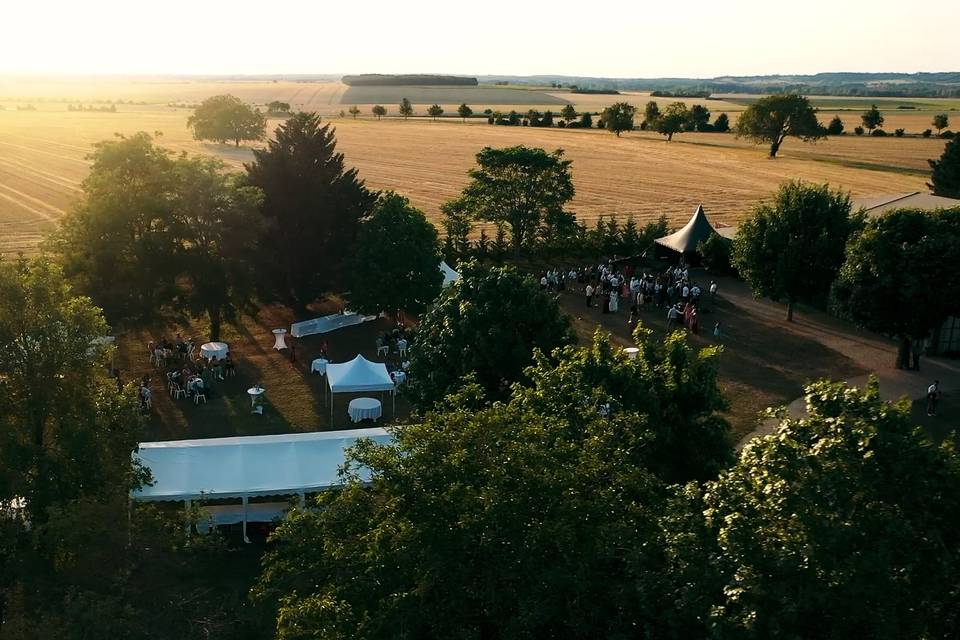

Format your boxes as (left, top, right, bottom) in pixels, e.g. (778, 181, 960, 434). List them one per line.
(408, 262, 572, 407)
(733, 181, 860, 321)
(187, 94, 266, 147)
(643, 100, 660, 128)
(399, 97, 413, 119)
(442, 145, 575, 253)
(831, 207, 960, 368)
(933, 113, 949, 135)
(928, 136, 960, 198)
(734, 93, 824, 157)
(703, 378, 960, 639)
(427, 104, 444, 120)
(861, 103, 884, 133)
(50, 132, 179, 319)
(244, 112, 376, 305)
(457, 103, 473, 121)
(655, 102, 690, 141)
(254, 328, 732, 639)
(600, 101, 636, 136)
(371, 104, 386, 120)
(348, 192, 443, 316)
(560, 103, 577, 121)
(171, 157, 264, 340)
(689, 104, 711, 131)
(0, 258, 142, 523)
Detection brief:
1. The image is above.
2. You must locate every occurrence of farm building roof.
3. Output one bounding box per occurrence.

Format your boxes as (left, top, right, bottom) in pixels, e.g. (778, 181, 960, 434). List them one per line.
(852, 192, 960, 217)
(654, 204, 720, 254)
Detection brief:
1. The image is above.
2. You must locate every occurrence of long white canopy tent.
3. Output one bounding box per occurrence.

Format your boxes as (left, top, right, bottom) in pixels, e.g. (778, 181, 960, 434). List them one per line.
(325, 354, 397, 419)
(439, 261, 460, 287)
(132, 428, 392, 541)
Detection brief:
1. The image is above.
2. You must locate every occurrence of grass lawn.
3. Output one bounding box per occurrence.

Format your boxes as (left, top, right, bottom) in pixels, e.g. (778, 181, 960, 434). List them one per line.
(115, 302, 412, 442)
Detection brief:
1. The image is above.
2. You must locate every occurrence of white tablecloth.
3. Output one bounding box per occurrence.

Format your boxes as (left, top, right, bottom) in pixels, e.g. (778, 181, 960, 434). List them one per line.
(311, 358, 328, 375)
(348, 397, 382, 423)
(200, 342, 229, 361)
(391, 370, 407, 385)
(247, 387, 265, 407)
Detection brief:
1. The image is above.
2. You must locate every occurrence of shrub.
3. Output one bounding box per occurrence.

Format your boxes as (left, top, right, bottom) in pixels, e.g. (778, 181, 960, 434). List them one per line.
(894, 128, 905, 137)
(922, 129, 933, 138)
(854, 126, 865, 135)
(870, 128, 886, 137)
(940, 130, 956, 139)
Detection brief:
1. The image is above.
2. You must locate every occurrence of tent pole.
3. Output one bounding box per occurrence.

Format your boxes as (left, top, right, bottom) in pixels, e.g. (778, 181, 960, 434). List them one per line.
(242, 496, 250, 544)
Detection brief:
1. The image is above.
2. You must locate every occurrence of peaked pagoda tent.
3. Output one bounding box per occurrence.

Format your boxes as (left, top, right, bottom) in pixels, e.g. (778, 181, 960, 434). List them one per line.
(326, 354, 396, 418)
(654, 204, 721, 261)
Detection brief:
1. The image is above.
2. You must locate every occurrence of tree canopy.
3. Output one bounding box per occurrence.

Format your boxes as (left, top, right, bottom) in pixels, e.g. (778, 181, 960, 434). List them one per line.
(655, 102, 690, 141)
(51, 132, 262, 333)
(713, 112, 730, 132)
(643, 100, 660, 128)
(861, 103, 885, 132)
(408, 261, 572, 407)
(443, 145, 575, 253)
(187, 94, 266, 146)
(255, 328, 731, 639)
(600, 101, 636, 136)
(732, 181, 860, 320)
(399, 97, 413, 119)
(244, 112, 376, 305)
(703, 378, 960, 638)
(928, 136, 960, 198)
(933, 113, 949, 134)
(427, 104, 443, 120)
(831, 206, 960, 367)
(560, 104, 577, 121)
(827, 115, 845, 135)
(734, 93, 824, 157)
(457, 103, 473, 121)
(371, 104, 386, 120)
(348, 191, 443, 316)
(689, 104, 710, 131)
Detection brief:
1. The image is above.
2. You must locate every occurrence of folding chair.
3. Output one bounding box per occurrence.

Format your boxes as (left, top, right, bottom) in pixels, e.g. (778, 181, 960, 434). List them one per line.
(171, 383, 187, 400)
(194, 391, 207, 405)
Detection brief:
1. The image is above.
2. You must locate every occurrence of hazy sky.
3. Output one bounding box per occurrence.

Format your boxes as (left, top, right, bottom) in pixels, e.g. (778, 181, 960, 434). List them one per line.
(4, 0, 956, 77)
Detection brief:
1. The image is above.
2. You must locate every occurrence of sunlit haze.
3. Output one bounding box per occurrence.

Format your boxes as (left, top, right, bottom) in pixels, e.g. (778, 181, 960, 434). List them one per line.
(4, 0, 957, 77)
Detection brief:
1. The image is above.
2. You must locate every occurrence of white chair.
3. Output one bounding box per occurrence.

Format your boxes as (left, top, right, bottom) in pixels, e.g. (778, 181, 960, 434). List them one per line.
(171, 383, 186, 400)
(377, 344, 389, 357)
(398, 340, 408, 358)
(194, 391, 206, 405)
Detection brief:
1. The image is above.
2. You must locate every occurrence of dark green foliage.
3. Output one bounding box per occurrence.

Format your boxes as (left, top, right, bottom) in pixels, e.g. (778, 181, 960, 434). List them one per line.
(655, 102, 689, 141)
(407, 261, 572, 407)
(861, 103, 885, 132)
(827, 115, 845, 135)
(734, 94, 824, 157)
(871, 128, 887, 136)
(267, 100, 291, 114)
(399, 97, 413, 119)
(187, 94, 266, 147)
(894, 128, 905, 137)
(439, 197, 473, 260)
(244, 112, 376, 305)
(703, 379, 960, 639)
(255, 329, 731, 639)
(457, 103, 473, 121)
(923, 128, 933, 137)
(713, 112, 730, 132)
(928, 137, 960, 197)
(689, 104, 711, 131)
(348, 105, 360, 119)
(427, 103, 443, 120)
(442, 145, 575, 253)
(831, 207, 960, 367)
(580, 111, 593, 128)
(600, 101, 636, 136)
(733, 181, 860, 320)
(854, 125, 865, 135)
(643, 100, 660, 128)
(697, 233, 735, 275)
(348, 192, 443, 315)
(933, 113, 949, 134)
(371, 104, 386, 119)
(560, 104, 577, 121)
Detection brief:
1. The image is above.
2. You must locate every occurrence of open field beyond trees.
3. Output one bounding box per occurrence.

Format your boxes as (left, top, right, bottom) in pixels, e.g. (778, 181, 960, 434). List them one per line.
(0, 81, 953, 255)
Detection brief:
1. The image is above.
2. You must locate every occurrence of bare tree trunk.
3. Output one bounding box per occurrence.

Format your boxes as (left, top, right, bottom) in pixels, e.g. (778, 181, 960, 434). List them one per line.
(895, 336, 911, 369)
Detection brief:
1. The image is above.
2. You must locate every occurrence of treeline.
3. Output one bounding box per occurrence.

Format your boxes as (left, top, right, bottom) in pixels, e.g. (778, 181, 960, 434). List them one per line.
(651, 89, 711, 98)
(341, 74, 478, 86)
(67, 103, 117, 112)
(571, 88, 621, 95)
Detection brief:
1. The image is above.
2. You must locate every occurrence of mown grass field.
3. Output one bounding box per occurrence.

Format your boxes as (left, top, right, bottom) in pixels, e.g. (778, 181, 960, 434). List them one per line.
(0, 89, 950, 255)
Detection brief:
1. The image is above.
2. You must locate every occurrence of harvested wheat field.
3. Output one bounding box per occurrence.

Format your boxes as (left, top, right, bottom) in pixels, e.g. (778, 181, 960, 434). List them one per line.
(0, 106, 938, 255)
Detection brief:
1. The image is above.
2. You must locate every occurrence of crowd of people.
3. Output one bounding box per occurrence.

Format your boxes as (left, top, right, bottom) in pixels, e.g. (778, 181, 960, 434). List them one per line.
(539, 259, 720, 337)
(376, 327, 412, 383)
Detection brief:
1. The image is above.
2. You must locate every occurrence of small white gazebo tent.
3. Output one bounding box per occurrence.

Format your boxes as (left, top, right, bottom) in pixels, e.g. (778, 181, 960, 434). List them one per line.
(326, 355, 396, 419)
(132, 428, 392, 541)
(439, 261, 460, 287)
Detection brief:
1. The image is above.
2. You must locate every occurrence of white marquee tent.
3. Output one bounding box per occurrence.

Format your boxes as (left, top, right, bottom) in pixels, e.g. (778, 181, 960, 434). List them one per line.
(439, 261, 460, 287)
(132, 428, 392, 540)
(326, 355, 396, 418)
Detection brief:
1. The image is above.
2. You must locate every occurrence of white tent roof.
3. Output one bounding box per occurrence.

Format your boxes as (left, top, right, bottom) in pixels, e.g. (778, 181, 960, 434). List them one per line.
(439, 261, 460, 287)
(326, 354, 395, 393)
(132, 428, 391, 502)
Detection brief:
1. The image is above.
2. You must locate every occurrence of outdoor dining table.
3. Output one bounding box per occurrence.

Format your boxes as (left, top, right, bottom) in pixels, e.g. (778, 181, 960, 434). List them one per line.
(199, 341, 229, 361)
(311, 357, 328, 375)
(272, 328, 288, 350)
(348, 397, 382, 423)
(247, 386, 265, 414)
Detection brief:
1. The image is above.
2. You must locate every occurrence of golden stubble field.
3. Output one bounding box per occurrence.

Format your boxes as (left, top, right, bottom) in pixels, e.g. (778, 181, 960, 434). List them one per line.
(0, 104, 947, 255)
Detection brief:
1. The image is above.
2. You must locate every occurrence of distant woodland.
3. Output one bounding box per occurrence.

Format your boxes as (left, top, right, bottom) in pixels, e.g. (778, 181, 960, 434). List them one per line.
(342, 74, 479, 86)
